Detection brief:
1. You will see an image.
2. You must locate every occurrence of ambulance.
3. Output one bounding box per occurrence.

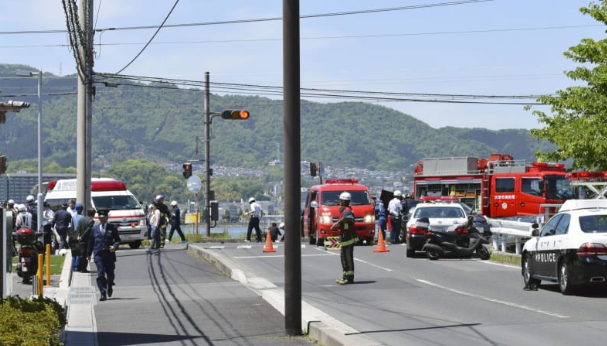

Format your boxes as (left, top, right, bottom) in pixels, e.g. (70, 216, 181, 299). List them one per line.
(44, 178, 147, 249)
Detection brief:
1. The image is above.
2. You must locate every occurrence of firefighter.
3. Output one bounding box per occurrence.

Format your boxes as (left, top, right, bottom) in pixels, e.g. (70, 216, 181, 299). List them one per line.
(331, 192, 358, 285)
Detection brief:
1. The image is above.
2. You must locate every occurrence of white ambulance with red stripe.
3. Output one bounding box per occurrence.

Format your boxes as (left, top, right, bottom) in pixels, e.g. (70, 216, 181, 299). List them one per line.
(44, 178, 147, 249)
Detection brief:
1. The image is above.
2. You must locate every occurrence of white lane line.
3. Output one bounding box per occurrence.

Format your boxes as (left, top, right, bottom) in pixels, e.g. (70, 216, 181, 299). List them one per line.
(415, 278, 569, 319)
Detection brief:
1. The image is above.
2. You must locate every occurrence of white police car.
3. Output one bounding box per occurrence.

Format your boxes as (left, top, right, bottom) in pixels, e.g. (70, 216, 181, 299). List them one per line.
(522, 199, 607, 295)
(405, 199, 467, 258)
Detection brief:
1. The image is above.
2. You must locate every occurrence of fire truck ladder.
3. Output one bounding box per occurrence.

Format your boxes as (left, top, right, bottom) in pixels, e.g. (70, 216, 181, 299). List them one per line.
(572, 181, 607, 199)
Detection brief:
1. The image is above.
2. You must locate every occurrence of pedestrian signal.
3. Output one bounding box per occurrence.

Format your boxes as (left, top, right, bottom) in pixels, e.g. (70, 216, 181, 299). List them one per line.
(182, 163, 192, 179)
(221, 110, 250, 120)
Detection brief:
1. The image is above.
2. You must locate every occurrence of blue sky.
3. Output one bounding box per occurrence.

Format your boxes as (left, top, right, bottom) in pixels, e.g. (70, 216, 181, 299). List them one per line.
(1, 0, 604, 130)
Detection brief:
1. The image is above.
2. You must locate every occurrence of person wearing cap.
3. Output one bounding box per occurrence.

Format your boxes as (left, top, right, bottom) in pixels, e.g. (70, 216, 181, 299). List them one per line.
(167, 201, 186, 243)
(25, 195, 38, 232)
(15, 204, 33, 229)
(87, 209, 121, 301)
(330, 191, 358, 285)
(42, 202, 55, 248)
(388, 190, 403, 244)
(245, 197, 263, 243)
(54, 203, 72, 250)
(154, 195, 170, 248)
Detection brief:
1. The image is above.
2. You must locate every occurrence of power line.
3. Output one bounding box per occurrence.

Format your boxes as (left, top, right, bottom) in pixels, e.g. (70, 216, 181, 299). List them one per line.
(115, 0, 180, 74)
(0, 1, 492, 36)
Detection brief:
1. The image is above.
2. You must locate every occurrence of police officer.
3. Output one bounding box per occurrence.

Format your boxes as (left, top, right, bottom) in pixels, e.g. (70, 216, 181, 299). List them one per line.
(388, 190, 403, 244)
(168, 200, 186, 243)
(331, 192, 358, 285)
(87, 209, 121, 301)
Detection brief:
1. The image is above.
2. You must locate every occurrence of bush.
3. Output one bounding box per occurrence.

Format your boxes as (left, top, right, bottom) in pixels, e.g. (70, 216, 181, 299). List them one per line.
(0, 295, 66, 346)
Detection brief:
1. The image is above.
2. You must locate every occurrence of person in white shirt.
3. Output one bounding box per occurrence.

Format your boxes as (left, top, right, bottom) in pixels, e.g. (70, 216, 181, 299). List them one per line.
(245, 197, 263, 242)
(15, 204, 33, 229)
(387, 190, 403, 244)
(148, 204, 161, 251)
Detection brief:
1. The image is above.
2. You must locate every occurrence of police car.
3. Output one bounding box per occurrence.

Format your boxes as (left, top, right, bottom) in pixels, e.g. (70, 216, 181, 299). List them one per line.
(522, 199, 607, 295)
(405, 197, 468, 258)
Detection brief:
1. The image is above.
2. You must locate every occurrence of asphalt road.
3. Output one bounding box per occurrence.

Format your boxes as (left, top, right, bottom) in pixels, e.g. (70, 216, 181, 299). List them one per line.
(201, 241, 607, 346)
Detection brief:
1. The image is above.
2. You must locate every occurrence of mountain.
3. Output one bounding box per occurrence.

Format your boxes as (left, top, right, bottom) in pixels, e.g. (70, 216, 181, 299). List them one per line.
(0, 64, 555, 172)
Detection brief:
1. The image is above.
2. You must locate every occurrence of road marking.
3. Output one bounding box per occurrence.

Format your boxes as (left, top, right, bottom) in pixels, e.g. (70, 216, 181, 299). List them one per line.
(415, 278, 569, 318)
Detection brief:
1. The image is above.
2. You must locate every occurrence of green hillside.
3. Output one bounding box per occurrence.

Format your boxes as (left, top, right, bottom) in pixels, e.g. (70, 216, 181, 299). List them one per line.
(0, 64, 555, 172)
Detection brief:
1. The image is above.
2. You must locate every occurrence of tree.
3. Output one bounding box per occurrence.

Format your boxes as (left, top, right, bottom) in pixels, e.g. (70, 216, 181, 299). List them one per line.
(529, 1, 607, 170)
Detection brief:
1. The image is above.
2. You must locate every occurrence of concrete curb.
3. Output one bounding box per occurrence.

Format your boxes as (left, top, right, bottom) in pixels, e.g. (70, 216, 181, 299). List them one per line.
(186, 243, 382, 346)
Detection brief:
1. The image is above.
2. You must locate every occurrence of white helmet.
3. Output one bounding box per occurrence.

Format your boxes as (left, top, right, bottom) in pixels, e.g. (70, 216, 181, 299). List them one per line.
(155, 194, 164, 202)
(26, 195, 35, 203)
(18, 204, 26, 212)
(170, 200, 178, 206)
(7, 199, 14, 205)
(394, 190, 402, 197)
(279, 222, 285, 229)
(339, 192, 351, 201)
(249, 197, 255, 203)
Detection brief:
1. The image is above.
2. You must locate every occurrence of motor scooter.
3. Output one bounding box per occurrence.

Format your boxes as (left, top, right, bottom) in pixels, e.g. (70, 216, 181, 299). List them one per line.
(421, 215, 491, 260)
(13, 227, 45, 284)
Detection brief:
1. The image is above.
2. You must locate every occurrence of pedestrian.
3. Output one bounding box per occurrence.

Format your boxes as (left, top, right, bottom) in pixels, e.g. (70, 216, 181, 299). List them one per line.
(154, 195, 170, 248)
(70, 203, 85, 271)
(25, 195, 38, 232)
(167, 200, 187, 243)
(66, 199, 77, 219)
(42, 202, 55, 249)
(375, 198, 387, 242)
(7, 199, 17, 231)
(268, 222, 281, 242)
(87, 208, 121, 301)
(388, 190, 403, 244)
(54, 203, 72, 251)
(279, 222, 285, 242)
(76, 207, 95, 272)
(148, 204, 161, 251)
(245, 197, 263, 242)
(15, 204, 33, 229)
(144, 204, 152, 240)
(330, 192, 358, 285)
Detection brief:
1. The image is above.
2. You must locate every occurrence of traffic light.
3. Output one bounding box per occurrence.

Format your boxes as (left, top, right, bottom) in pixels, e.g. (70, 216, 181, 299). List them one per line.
(182, 163, 192, 179)
(221, 110, 250, 120)
(210, 201, 219, 221)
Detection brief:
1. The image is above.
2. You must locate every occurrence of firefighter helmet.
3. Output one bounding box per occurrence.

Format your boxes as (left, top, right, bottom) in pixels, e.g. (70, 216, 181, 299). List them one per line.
(339, 192, 351, 201)
(249, 197, 256, 203)
(394, 190, 402, 197)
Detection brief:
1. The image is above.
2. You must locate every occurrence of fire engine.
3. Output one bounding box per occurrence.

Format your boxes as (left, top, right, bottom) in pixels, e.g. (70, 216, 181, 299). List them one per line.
(413, 154, 575, 218)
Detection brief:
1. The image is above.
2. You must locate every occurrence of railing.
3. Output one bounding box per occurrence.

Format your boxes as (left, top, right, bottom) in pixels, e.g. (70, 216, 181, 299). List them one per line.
(488, 204, 561, 254)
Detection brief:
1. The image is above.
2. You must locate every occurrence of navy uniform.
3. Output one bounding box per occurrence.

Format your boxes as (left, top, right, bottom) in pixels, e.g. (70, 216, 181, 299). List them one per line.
(87, 208, 121, 301)
(331, 192, 358, 285)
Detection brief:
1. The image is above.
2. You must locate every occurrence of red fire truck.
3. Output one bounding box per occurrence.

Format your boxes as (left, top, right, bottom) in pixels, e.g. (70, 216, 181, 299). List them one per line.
(413, 154, 574, 218)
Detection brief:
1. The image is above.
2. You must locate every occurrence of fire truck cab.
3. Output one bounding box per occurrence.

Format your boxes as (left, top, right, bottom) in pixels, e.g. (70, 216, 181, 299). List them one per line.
(302, 178, 376, 246)
(413, 154, 574, 218)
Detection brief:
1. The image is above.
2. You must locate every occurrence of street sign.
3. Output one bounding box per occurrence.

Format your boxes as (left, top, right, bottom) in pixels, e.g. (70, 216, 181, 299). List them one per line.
(187, 175, 202, 194)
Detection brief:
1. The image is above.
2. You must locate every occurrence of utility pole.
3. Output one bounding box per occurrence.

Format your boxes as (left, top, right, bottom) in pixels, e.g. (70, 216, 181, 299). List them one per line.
(283, 0, 302, 336)
(77, 0, 93, 210)
(204, 72, 211, 237)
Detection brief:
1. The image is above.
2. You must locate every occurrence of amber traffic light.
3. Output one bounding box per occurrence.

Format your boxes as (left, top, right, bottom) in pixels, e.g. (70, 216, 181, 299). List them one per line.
(221, 110, 250, 120)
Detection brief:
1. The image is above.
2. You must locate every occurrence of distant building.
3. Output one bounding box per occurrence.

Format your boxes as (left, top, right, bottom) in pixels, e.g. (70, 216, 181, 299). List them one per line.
(0, 173, 76, 204)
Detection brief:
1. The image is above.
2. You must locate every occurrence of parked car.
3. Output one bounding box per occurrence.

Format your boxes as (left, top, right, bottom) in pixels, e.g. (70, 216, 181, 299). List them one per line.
(522, 199, 607, 295)
(405, 201, 468, 257)
(399, 199, 421, 243)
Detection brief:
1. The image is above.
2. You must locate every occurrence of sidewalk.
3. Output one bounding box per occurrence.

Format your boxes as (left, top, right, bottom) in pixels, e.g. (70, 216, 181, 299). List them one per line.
(51, 244, 379, 346)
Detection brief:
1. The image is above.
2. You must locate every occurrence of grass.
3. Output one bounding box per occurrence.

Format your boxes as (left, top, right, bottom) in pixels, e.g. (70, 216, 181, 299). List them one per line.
(12, 253, 66, 276)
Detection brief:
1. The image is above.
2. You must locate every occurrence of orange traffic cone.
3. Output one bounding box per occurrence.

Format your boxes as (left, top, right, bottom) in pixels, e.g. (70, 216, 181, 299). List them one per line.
(263, 228, 276, 253)
(373, 227, 390, 253)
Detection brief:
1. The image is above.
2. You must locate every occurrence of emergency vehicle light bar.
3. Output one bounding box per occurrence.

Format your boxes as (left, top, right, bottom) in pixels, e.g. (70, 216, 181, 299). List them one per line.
(325, 178, 358, 184)
(46, 179, 128, 192)
(419, 196, 459, 202)
(565, 171, 607, 180)
(532, 162, 565, 168)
